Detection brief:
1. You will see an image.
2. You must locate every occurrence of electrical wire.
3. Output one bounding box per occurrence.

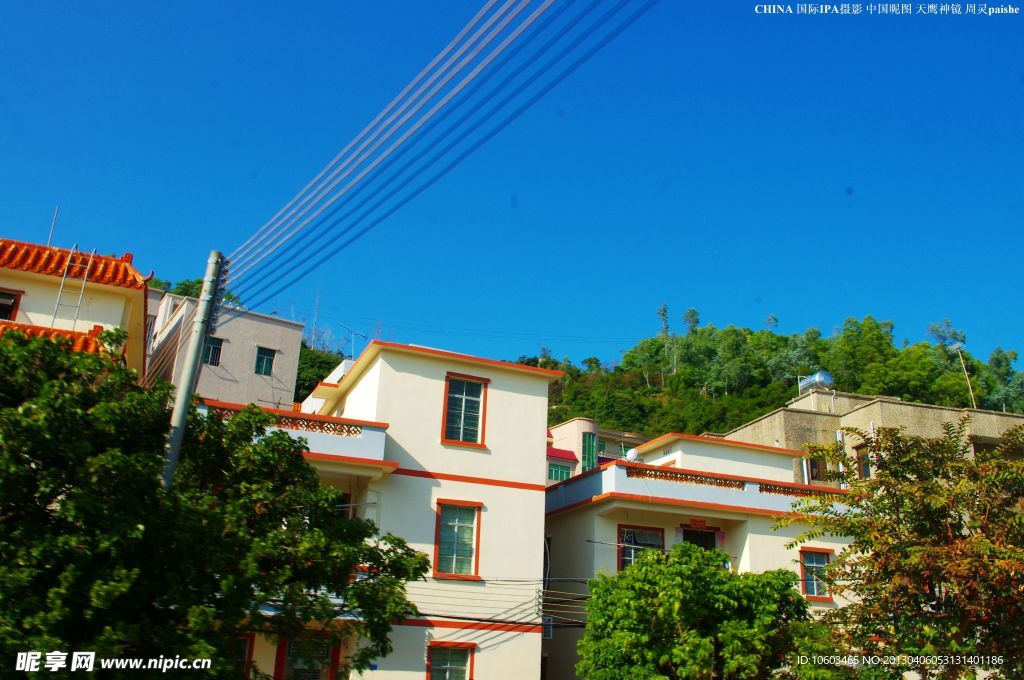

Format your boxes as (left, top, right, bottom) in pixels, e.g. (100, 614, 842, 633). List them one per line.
(229, 0, 503, 264)
(228, 0, 576, 297)
(229, 0, 552, 284)
(230, 0, 659, 315)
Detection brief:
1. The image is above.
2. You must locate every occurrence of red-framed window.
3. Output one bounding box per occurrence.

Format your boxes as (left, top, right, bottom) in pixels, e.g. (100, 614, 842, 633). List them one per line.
(235, 633, 255, 678)
(799, 548, 834, 602)
(441, 372, 489, 449)
(426, 641, 475, 680)
(0, 288, 23, 321)
(273, 637, 342, 680)
(433, 499, 483, 580)
(617, 525, 664, 571)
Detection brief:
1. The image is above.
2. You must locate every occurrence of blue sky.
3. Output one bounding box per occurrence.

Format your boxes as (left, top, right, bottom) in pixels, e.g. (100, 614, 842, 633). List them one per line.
(2, 1, 1021, 365)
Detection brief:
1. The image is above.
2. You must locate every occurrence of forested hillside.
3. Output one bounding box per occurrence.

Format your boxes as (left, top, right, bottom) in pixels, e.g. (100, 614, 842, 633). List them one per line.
(517, 312, 1024, 437)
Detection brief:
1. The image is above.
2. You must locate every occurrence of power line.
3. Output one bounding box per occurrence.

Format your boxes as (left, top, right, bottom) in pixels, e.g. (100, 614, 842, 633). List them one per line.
(228, 0, 573, 296)
(226, 0, 659, 317)
(228, 0, 504, 265)
(229, 0, 553, 285)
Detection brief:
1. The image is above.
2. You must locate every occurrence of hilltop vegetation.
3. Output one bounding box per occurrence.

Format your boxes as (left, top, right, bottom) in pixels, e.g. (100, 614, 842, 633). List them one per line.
(518, 311, 1024, 437)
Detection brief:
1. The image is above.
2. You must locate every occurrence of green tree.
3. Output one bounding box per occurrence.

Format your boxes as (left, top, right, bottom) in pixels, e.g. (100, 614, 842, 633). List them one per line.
(577, 542, 810, 679)
(0, 331, 429, 678)
(170, 278, 240, 304)
(148, 277, 171, 291)
(780, 420, 1024, 677)
(295, 341, 345, 402)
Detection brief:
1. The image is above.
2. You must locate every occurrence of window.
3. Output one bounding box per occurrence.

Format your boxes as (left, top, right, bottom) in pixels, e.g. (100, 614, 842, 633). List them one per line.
(856, 449, 872, 479)
(582, 432, 597, 472)
(0, 290, 21, 321)
(281, 639, 335, 680)
(434, 500, 481, 579)
(597, 440, 606, 454)
(254, 346, 275, 376)
(202, 337, 223, 366)
(681, 528, 717, 551)
(547, 463, 571, 482)
(441, 373, 488, 447)
(618, 525, 664, 571)
(808, 457, 826, 482)
(427, 642, 474, 680)
(800, 549, 831, 600)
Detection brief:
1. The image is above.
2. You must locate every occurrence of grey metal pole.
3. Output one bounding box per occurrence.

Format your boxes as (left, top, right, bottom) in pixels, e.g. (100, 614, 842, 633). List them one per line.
(162, 250, 224, 488)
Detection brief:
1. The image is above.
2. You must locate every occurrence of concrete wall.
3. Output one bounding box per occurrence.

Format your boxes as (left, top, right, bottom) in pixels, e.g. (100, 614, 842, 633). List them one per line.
(1, 268, 146, 371)
(639, 439, 800, 483)
(148, 294, 302, 409)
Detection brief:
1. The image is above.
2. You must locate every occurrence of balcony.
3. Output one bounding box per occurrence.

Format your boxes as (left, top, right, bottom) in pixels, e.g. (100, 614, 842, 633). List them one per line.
(198, 400, 396, 478)
(546, 460, 845, 517)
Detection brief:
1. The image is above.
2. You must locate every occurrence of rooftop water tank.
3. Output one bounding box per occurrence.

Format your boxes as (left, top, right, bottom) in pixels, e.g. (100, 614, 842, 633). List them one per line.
(799, 370, 834, 394)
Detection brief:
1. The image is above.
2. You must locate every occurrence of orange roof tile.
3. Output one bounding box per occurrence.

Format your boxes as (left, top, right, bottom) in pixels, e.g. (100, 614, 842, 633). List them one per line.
(0, 238, 148, 290)
(0, 320, 104, 354)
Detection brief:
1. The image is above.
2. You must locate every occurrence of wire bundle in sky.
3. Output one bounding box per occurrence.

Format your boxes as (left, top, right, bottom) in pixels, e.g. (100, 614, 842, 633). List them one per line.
(222, 0, 658, 320)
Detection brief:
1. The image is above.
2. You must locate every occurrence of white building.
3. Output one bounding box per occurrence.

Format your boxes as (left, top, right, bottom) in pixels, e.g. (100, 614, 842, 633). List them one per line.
(0, 237, 149, 373)
(543, 433, 852, 679)
(217, 340, 561, 679)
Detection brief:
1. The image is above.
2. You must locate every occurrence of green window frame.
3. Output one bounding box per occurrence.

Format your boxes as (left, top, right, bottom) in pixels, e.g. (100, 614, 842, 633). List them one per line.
(254, 346, 275, 376)
(547, 463, 571, 482)
(582, 432, 597, 472)
(202, 337, 223, 366)
(436, 504, 478, 575)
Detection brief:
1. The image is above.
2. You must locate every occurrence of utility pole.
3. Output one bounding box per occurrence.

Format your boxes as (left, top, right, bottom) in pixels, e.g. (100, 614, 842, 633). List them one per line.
(162, 250, 225, 488)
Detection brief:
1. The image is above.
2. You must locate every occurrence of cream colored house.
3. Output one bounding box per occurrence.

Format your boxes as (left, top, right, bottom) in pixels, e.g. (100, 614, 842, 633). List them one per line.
(0, 238, 148, 373)
(546, 417, 647, 482)
(721, 388, 1024, 484)
(221, 340, 561, 679)
(543, 433, 852, 680)
(146, 291, 303, 409)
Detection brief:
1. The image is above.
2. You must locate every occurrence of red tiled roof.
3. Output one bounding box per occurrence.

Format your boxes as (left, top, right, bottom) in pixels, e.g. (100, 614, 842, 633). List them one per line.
(0, 238, 148, 290)
(0, 320, 104, 355)
(546, 446, 578, 462)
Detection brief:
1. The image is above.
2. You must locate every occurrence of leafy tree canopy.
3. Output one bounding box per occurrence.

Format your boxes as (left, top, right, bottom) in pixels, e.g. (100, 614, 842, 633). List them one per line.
(780, 420, 1024, 677)
(295, 341, 345, 402)
(527, 313, 1024, 437)
(577, 542, 816, 679)
(0, 331, 428, 678)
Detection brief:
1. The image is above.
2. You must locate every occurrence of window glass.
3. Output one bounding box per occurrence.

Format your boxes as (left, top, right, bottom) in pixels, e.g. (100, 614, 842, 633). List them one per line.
(0, 292, 18, 320)
(808, 458, 826, 482)
(444, 378, 483, 443)
(254, 346, 275, 376)
(437, 505, 477, 575)
(856, 450, 872, 479)
(619, 527, 663, 570)
(430, 647, 469, 680)
(802, 552, 829, 597)
(582, 432, 597, 471)
(202, 337, 223, 366)
(285, 640, 331, 680)
(547, 463, 571, 481)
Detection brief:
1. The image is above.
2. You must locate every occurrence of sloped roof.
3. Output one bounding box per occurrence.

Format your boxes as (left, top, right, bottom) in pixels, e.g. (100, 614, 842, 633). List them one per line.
(546, 446, 578, 462)
(0, 238, 148, 290)
(0, 320, 104, 354)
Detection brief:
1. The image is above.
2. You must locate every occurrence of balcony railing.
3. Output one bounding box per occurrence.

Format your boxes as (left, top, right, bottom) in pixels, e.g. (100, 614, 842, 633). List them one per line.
(198, 400, 390, 469)
(546, 460, 845, 516)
